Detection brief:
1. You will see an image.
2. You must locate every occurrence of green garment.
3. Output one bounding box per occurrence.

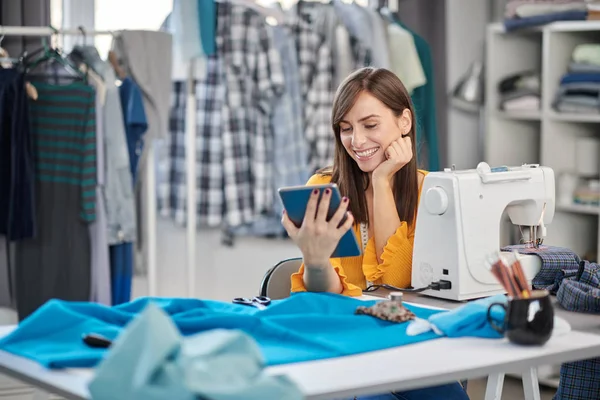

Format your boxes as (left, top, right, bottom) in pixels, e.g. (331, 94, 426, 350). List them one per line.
(394, 18, 440, 172)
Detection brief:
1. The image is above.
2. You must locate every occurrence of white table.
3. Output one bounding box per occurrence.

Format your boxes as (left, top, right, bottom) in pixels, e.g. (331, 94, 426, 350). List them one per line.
(1, 300, 600, 400)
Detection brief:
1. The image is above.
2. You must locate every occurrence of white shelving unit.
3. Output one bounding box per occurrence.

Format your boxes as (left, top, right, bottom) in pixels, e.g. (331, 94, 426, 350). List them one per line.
(486, 21, 600, 263)
(485, 20, 600, 389)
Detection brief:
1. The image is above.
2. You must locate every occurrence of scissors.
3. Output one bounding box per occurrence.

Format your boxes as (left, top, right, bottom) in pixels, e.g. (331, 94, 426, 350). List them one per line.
(232, 296, 271, 310)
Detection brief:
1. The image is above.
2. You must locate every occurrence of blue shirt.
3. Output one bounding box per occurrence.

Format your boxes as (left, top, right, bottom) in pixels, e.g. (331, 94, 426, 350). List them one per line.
(119, 77, 148, 182)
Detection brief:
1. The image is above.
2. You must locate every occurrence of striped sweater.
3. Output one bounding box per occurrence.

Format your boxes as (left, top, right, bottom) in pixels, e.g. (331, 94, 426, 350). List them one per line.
(30, 81, 97, 223)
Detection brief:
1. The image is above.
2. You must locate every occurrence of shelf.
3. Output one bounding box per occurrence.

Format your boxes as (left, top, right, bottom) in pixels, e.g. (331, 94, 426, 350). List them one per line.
(548, 112, 600, 123)
(557, 203, 600, 215)
(546, 21, 600, 33)
(495, 110, 541, 121)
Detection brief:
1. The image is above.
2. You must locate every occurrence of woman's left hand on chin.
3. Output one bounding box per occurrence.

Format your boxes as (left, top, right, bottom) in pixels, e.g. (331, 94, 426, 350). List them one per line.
(372, 135, 413, 185)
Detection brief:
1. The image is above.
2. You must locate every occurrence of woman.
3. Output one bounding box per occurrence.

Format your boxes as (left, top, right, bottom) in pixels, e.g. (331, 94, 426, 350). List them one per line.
(281, 68, 469, 400)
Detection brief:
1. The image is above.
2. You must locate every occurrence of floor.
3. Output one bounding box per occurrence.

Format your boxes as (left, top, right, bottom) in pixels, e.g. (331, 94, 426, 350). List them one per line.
(0, 217, 561, 399)
(466, 377, 556, 400)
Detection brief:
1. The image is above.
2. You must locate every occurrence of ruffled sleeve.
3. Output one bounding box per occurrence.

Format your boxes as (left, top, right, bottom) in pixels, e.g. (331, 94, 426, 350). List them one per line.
(290, 257, 363, 297)
(362, 222, 415, 288)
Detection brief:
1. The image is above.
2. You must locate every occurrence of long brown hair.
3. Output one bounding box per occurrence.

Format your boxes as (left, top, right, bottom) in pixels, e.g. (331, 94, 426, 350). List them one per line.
(321, 67, 419, 226)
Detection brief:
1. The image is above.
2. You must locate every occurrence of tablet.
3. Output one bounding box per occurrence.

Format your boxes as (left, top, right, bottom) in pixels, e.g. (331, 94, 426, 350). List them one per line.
(278, 183, 362, 258)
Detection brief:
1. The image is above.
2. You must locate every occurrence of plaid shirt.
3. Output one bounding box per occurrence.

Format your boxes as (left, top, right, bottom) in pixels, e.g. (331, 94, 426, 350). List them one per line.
(159, 4, 284, 229)
(502, 246, 600, 400)
(556, 260, 600, 313)
(219, 2, 285, 227)
(553, 260, 600, 400)
(501, 245, 581, 293)
(554, 358, 600, 400)
(287, 13, 336, 173)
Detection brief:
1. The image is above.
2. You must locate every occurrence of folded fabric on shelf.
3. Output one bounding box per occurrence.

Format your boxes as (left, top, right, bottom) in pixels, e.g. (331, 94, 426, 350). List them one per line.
(553, 80, 600, 112)
(0, 292, 444, 369)
(573, 43, 600, 66)
(515, 1, 589, 18)
(556, 101, 600, 113)
(505, 0, 589, 19)
(502, 95, 541, 111)
(504, 9, 588, 31)
(569, 61, 600, 74)
(500, 88, 541, 111)
(88, 304, 303, 400)
(498, 71, 540, 94)
(560, 72, 600, 84)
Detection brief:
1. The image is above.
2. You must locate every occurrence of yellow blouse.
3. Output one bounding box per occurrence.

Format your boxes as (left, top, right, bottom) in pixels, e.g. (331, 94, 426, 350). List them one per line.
(290, 171, 427, 297)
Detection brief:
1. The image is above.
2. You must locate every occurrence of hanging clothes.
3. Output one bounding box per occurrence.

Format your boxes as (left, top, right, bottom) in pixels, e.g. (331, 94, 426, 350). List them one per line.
(231, 18, 309, 238)
(86, 69, 112, 306)
(104, 68, 137, 245)
(0, 69, 36, 241)
(171, 0, 204, 62)
(389, 13, 440, 172)
(198, 0, 217, 56)
(300, 1, 371, 88)
(0, 68, 35, 310)
(15, 81, 96, 320)
(218, 2, 285, 228)
(288, 9, 336, 173)
(331, 0, 388, 69)
(110, 76, 148, 306)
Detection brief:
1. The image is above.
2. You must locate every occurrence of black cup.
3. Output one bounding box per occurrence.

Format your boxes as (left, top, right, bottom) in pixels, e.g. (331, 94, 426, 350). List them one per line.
(486, 290, 554, 346)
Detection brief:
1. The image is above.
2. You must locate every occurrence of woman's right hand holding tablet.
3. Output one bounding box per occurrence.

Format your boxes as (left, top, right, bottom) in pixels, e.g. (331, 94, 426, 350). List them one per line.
(281, 187, 354, 268)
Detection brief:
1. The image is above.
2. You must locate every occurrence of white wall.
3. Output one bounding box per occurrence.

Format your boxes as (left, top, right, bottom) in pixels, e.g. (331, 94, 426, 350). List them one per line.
(445, 0, 492, 169)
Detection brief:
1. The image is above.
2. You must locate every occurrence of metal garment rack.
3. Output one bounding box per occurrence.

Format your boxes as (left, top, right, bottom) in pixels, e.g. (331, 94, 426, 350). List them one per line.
(0, 25, 173, 299)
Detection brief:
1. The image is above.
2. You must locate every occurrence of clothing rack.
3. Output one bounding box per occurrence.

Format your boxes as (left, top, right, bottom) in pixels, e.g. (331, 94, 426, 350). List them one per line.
(0, 25, 162, 299)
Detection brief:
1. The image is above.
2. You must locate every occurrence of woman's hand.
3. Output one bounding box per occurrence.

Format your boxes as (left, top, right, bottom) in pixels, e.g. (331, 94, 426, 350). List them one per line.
(281, 187, 354, 267)
(372, 135, 413, 186)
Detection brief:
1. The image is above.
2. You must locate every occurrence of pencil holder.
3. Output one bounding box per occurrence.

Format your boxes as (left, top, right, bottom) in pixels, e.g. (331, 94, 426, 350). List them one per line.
(486, 290, 554, 346)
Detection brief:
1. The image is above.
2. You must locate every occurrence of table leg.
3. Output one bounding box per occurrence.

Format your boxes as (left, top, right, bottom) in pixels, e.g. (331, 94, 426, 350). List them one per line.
(32, 389, 50, 400)
(484, 372, 505, 400)
(522, 367, 541, 400)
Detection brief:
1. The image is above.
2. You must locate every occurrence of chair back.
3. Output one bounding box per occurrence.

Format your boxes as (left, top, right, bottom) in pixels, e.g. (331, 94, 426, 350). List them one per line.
(259, 258, 302, 300)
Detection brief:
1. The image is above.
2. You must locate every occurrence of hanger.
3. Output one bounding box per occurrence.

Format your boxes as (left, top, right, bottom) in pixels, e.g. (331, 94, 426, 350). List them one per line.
(22, 26, 85, 82)
(217, 0, 287, 25)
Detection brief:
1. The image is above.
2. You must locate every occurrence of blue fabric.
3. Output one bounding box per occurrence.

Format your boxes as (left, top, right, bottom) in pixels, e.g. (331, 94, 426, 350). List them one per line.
(0, 293, 444, 369)
(109, 242, 133, 305)
(428, 294, 507, 339)
(198, 0, 216, 55)
(119, 77, 148, 182)
(89, 304, 303, 400)
(560, 73, 600, 85)
(504, 10, 587, 32)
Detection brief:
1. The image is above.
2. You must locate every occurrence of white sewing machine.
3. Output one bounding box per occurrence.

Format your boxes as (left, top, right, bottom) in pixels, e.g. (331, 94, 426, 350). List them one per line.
(411, 162, 555, 301)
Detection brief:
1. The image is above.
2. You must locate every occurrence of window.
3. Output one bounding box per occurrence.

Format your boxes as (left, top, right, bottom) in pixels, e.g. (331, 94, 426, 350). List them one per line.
(94, 0, 173, 57)
(50, 0, 173, 57)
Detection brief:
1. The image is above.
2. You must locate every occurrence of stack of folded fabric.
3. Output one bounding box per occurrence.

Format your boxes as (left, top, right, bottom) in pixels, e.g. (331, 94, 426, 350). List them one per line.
(554, 43, 600, 113)
(504, 0, 589, 32)
(498, 71, 541, 111)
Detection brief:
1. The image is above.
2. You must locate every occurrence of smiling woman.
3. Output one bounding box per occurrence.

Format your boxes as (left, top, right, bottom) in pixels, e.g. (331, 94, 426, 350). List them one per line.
(282, 66, 425, 296)
(281, 67, 469, 400)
